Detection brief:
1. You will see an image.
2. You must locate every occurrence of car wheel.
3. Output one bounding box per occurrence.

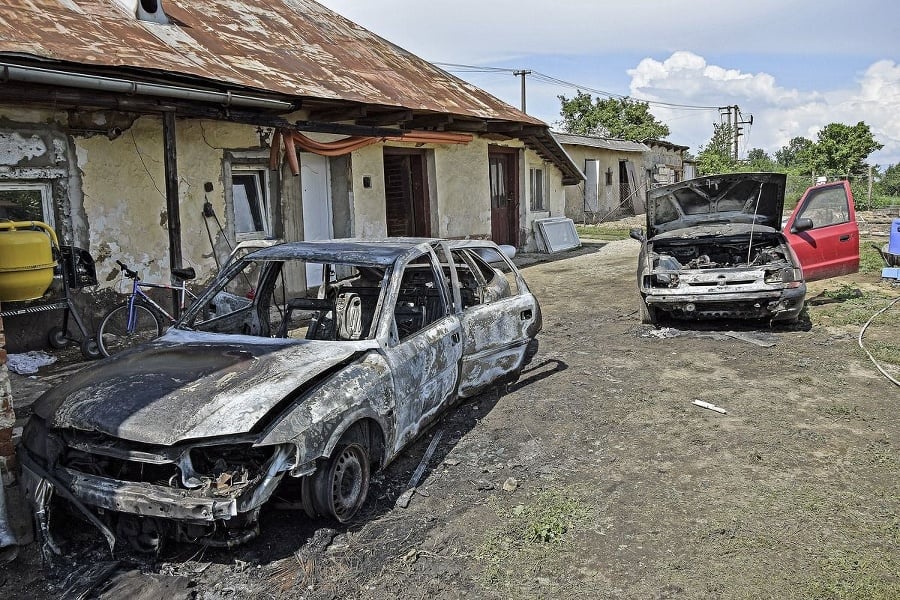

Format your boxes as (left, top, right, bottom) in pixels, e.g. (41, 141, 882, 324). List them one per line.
(311, 442, 371, 523)
(639, 299, 658, 325)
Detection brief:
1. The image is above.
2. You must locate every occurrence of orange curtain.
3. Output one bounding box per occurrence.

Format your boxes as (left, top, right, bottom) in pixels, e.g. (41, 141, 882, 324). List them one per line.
(271, 129, 473, 175)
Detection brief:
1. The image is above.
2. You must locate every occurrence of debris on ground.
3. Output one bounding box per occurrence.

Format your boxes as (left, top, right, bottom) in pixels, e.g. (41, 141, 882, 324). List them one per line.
(5, 351, 56, 375)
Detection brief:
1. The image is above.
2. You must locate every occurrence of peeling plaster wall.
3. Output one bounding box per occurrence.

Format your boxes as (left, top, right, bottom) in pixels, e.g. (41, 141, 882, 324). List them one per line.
(78, 117, 260, 287)
(0, 312, 15, 472)
(349, 144, 386, 239)
(432, 137, 492, 240)
(523, 147, 565, 252)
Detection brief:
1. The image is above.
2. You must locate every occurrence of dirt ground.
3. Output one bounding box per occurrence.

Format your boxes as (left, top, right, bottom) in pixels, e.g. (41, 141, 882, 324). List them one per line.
(2, 235, 899, 599)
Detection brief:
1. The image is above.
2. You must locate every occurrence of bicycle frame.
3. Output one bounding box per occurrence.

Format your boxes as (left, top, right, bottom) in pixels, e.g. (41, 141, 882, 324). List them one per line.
(125, 278, 196, 330)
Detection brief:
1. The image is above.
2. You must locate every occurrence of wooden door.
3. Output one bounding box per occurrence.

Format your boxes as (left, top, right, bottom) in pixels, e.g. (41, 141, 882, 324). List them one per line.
(489, 148, 519, 246)
(384, 150, 430, 237)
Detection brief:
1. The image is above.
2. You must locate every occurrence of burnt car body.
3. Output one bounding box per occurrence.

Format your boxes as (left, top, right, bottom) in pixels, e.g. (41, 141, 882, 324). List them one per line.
(20, 238, 541, 553)
(631, 173, 807, 324)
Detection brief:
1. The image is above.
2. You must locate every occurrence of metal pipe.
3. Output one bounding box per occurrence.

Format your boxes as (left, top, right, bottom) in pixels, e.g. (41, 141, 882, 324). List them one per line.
(0, 475, 18, 563)
(0, 62, 294, 111)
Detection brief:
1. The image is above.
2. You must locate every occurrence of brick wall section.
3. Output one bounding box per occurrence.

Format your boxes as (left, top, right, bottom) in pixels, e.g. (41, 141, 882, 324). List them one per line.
(0, 308, 16, 474)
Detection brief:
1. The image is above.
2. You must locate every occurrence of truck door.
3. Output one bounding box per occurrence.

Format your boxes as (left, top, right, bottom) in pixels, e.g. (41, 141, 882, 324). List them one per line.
(783, 180, 859, 282)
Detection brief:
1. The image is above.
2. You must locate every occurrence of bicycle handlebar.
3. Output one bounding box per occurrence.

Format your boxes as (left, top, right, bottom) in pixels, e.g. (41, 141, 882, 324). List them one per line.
(116, 260, 139, 280)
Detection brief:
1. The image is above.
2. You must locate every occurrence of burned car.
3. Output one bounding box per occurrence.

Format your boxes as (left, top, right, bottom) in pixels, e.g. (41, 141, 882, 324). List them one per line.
(20, 239, 541, 553)
(631, 173, 807, 324)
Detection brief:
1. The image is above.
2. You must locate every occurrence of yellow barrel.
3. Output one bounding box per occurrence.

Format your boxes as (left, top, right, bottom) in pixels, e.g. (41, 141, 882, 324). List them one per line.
(0, 221, 59, 302)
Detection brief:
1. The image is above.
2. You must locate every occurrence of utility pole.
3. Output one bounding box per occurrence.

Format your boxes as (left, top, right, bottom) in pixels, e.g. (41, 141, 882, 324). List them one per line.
(513, 69, 531, 113)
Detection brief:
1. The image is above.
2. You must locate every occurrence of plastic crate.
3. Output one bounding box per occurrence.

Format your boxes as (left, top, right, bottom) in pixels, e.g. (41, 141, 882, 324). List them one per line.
(56, 245, 98, 289)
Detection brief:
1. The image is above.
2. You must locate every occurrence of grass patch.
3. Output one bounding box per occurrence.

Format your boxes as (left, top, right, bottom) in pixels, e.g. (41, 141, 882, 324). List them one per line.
(809, 288, 900, 328)
(575, 224, 632, 241)
(476, 489, 588, 588)
(807, 549, 900, 600)
(860, 239, 887, 275)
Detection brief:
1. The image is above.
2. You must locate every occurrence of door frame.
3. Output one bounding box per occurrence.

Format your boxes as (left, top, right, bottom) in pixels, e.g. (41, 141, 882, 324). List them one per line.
(383, 147, 431, 237)
(488, 146, 520, 247)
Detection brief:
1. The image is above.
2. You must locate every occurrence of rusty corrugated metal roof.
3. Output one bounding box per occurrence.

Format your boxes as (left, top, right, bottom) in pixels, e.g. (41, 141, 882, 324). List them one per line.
(0, 0, 543, 126)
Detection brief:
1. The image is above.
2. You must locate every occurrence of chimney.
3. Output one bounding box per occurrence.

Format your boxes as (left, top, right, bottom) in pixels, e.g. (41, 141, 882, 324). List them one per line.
(136, 0, 170, 25)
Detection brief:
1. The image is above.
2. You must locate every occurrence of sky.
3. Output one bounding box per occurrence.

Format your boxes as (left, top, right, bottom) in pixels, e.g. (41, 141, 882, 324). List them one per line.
(316, 0, 900, 167)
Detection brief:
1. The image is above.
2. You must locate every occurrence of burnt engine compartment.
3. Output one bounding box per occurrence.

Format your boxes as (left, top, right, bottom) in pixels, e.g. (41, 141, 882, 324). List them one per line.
(650, 234, 791, 271)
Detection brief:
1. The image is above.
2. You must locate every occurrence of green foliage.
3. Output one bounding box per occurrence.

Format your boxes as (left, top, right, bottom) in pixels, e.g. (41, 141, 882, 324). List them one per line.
(876, 163, 900, 196)
(809, 122, 884, 177)
(696, 122, 738, 175)
(557, 91, 670, 141)
(776, 136, 814, 170)
(746, 148, 776, 171)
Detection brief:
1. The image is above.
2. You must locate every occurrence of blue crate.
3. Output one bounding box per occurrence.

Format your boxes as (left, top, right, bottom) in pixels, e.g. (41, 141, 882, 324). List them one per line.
(882, 267, 900, 280)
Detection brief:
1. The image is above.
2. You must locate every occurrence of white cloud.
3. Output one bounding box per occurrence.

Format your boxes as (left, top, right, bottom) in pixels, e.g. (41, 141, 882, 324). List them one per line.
(628, 53, 900, 165)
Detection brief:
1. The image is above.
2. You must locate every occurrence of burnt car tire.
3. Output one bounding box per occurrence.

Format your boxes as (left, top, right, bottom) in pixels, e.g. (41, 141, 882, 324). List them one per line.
(310, 443, 371, 523)
(639, 299, 658, 325)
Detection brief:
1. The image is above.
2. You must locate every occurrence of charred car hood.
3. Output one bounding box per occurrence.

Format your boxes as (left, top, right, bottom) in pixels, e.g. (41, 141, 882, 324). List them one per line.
(647, 173, 786, 238)
(33, 330, 375, 446)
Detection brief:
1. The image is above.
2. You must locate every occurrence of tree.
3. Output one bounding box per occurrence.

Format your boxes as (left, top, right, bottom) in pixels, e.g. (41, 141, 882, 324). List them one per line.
(775, 136, 813, 171)
(877, 163, 900, 196)
(696, 123, 738, 175)
(746, 148, 776, 171)
(557, 91, 670, 141)
(808, 122, 883, 177)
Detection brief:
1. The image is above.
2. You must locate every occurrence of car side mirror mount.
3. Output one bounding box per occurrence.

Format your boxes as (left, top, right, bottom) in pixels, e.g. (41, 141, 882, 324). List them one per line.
(791, 217, 813, 233)
(629, 227, 646, 243)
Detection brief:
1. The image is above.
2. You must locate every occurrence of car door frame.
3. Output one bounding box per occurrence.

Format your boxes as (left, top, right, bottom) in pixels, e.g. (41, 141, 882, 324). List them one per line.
(377, 243, 462, 453)
(783, 180, 859, 282)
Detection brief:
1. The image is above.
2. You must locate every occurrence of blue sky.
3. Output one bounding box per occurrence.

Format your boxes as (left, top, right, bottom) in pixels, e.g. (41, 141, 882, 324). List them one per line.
(317, 0, 900, 167)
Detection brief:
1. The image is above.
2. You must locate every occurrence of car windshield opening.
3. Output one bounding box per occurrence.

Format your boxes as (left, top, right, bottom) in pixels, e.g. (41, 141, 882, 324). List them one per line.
(179, 257, 388, 341)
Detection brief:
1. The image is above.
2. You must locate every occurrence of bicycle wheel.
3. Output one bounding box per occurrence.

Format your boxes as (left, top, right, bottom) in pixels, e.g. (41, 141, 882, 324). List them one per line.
(97, 302, 162, 357)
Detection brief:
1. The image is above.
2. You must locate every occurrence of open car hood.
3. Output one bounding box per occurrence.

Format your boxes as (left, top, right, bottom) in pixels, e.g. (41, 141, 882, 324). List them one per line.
(33, 331, 374, 446)
(647, 173, 786, 239)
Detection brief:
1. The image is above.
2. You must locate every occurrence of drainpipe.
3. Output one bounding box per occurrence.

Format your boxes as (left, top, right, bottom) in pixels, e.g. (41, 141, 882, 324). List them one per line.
(0, 62, 294, 111)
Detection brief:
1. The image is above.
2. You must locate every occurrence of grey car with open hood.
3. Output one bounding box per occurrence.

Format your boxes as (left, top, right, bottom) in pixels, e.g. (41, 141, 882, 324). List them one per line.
(630, 172, 806, 324)
(20, 238, 541, 554)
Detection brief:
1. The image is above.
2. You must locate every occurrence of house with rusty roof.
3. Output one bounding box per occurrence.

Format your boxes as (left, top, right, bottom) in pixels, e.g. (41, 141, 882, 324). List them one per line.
(0, 0, 582, 349)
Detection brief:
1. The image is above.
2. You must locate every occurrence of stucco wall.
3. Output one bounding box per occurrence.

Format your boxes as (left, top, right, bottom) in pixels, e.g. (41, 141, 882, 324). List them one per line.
(432, 137, 492, 240)
(561, 145, 646, 223)
(78, 116, 259, 287)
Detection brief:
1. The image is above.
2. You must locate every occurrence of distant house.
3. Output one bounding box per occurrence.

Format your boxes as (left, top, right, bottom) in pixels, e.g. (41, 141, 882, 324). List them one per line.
(553, 133, 650, 222)
(0, 0, 581, 348)
(643, 139, 691, 186)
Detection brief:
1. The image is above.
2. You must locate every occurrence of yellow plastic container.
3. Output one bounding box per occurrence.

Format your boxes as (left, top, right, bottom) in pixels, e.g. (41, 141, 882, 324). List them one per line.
(0, 221, 59, 302)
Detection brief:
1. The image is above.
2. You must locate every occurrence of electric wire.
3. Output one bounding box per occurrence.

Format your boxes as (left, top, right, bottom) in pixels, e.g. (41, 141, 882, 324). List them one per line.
(434, 61, 721, 112)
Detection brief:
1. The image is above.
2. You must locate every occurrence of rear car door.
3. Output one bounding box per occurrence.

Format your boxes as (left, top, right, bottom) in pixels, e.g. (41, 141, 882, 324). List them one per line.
(451, 244, 539, 398)
(783, 180, 859, 282)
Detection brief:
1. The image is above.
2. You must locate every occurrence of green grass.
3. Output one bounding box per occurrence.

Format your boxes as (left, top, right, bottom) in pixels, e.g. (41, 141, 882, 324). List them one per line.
(476, 488, 588, 588)
(860, 238, 889, 274)
(809, 287, 900, 328)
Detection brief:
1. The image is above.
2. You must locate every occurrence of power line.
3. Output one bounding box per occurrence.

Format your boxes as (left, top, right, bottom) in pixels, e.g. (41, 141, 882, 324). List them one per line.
(433, 61, 721, 112)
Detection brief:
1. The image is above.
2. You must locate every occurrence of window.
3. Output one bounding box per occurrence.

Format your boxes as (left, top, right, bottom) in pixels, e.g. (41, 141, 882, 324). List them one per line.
(796, 185, 850, 228)
(0, 182, 53, 226)
(530, 168, 545, 211)
(394, 255, 447, 341)
(231, 166, 271, 239)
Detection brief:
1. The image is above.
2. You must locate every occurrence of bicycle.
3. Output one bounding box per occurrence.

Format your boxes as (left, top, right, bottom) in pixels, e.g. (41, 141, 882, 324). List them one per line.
(96, 260, 198, 357)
